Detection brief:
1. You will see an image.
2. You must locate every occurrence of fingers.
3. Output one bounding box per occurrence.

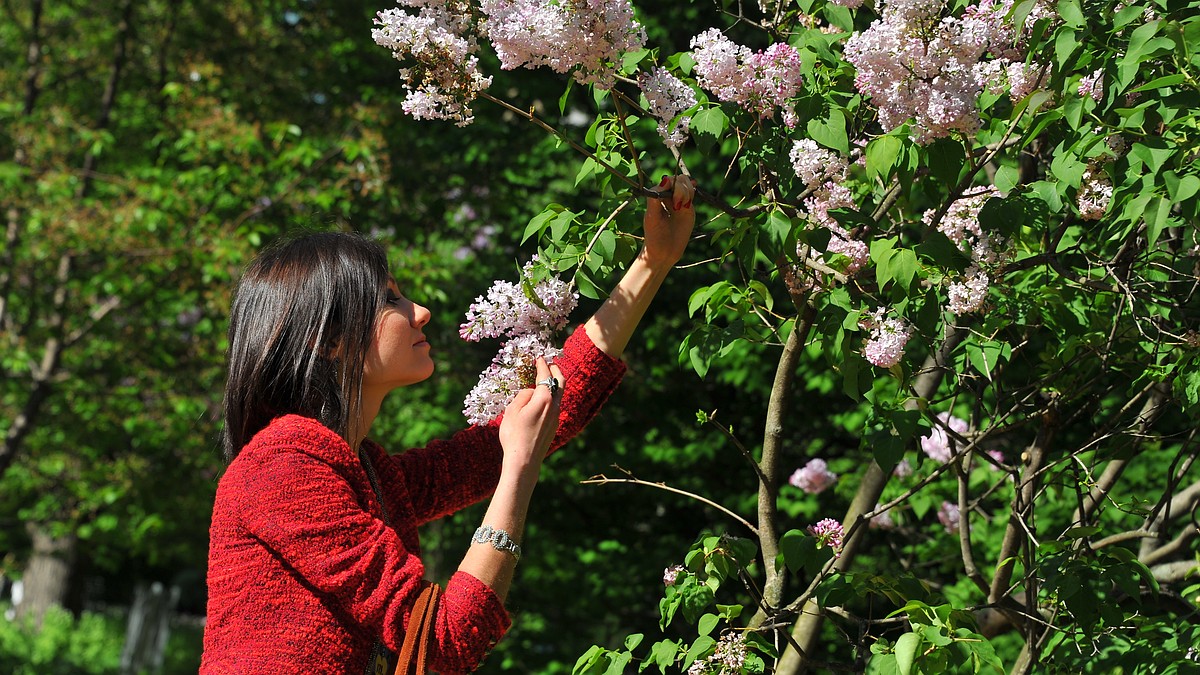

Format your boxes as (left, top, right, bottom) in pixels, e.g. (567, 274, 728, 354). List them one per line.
(672, 175, 695, 211)
(652, 174, 696, 212)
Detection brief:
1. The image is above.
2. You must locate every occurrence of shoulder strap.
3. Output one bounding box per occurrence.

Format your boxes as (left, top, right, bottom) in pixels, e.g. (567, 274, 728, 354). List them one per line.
(396, 583, 442, 675)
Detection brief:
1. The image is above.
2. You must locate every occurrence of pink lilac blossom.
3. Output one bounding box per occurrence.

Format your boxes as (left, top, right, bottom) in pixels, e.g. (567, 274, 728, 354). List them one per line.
(372, 2, 492, 125)
(690, 28, 805, 124)
(638, 67, 697, 149)
(843, 0, 1030, 143)
(808, 518, 845, 556)
(789, 458, 838, 494)
(947, 266, 990, 315)
(1078, 68, 1104, 102)
(790, 139, 849, 189)
(893, 458, 913, 479)
(937, 501, 962, 532)
(479, 0, 646, 88)
(663, 564, 684, 586)
(831, 0, 865, 7)
(861, 308, 911, 368)
(920, 412, 970, 463)
(1077, 168, 1113, 220)
(686, 633, 749, 675)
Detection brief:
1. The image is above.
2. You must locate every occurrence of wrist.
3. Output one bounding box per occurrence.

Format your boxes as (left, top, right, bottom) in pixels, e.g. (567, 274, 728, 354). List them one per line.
(633, 248, 676, 279)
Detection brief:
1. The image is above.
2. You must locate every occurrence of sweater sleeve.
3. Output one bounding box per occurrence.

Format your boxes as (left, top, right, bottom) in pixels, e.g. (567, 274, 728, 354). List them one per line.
(233, 445, 509, 672)
(378, 324, 627, 525)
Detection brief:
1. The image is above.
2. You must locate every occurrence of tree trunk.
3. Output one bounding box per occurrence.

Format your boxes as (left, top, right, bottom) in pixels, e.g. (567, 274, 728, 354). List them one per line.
(14, 523, 77, 628)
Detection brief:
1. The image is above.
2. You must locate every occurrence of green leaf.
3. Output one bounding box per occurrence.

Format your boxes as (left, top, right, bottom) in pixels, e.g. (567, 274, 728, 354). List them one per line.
(764, 210, 795, 253)
(1144, 196, 1173, 247)
(624, 633, 644, 651)
(1129, 73, 1186, 93)
(895, 632, 921, 675)
(808, 108, 849, 154)
(994, 164, 1020, 194)
(698, 613, 719, 637)
(682, 636, 716, 669)
(926, 139, 966, 186)
(866, 136, 903, 180)
(603, 652, 632, 675)
(1174, 174, 1200, 203)
(1056, 0, 1084, 27)
(691, 107, 728, 140)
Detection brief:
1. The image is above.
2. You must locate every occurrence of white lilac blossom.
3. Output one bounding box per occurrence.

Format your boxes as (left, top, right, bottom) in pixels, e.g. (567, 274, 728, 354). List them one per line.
(638, 67, 697, 149)
(790, 139, 848, 190)
(843, 0, 1030, 143)
(686, 633, 749, 675)
(808, 518, 845, 556)
(1078, 68, 1104, 102)
(1077, 168, 1113, 221)
(803, 182, 869, 275)
(830, 0, 865, 7)
(937, 500, 962, 533)
(662, 564, 684, 586)
(870, 509, 896, 529)
(372, 2, 492, 125)
(947, 266, 990, 315)
(460, 258, 577, 341)
(463, 334, 563, 424)
(920, 412, 970, 463)
(460, 259, 578, 424)
(861, 308, 911, 368)
(690, 28, 804, 124)
(480, 0, 646, 88)
(788, 458, 838, 494)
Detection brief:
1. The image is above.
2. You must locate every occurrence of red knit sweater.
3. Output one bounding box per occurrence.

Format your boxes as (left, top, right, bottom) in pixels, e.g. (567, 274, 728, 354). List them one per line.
(201, 326, 625, 674)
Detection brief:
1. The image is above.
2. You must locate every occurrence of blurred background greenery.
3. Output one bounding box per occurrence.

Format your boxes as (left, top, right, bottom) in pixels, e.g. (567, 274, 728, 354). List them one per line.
(0, 1, 771, 672)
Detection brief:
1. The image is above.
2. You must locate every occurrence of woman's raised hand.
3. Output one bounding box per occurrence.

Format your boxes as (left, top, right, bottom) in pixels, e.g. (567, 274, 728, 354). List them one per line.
(498, 357, 563, 475)
(642, 174, 697, 270)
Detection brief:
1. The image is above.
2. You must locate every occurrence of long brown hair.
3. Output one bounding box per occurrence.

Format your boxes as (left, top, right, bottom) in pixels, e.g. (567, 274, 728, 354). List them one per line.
(221, 231, 389, 460)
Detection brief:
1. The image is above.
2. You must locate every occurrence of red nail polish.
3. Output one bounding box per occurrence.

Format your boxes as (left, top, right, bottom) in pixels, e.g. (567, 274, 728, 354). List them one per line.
(659, 175, 671, 188)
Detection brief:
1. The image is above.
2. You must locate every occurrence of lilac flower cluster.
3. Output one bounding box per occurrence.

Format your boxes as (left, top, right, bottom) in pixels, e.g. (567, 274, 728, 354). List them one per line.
(937, 500, 961, 533)
(373, 0, 645, 123)
(925, 188, 1006, 315)
(690, 28, 805, 125)
(790, 140, 849, 190)
(796, 182, 869, 282)
(638, 67, 697, 149)
(480, 0, 646, 88)
(789, 458, 838, 494)
(1077, 167, 1113, 220)
(662, 564, 684, 586)
(808, 518, 845, 556)
(861, 308, 911, 368)
(460, 259, 578, 424)
(372, 1, 491, 126)
(1077, 68, 1104, 102)
(687, 633, 749, 675)
(920, 412, 970, 463)
(844, 0, 1033, 143)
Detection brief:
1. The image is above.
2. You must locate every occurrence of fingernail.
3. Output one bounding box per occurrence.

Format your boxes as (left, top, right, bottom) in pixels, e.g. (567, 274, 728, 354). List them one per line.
(659, 175, 671, 188)
(674, 200, 682, 210)
(684, 200, 692, 209)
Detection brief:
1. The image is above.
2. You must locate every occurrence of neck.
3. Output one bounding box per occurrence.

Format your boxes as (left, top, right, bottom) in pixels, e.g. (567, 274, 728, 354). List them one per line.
(354, 389, 385, 448)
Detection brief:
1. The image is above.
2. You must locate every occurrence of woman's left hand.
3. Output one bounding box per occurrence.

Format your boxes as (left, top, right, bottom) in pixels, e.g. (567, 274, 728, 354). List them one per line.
(642, 174, 696, 270)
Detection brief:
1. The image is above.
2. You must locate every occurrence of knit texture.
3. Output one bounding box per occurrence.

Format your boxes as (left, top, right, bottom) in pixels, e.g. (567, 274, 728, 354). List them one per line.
(202, 325, 625, 674)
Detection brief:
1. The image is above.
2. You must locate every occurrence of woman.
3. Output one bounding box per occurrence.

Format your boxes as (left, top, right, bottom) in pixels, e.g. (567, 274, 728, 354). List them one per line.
(201, 176, 696, 674)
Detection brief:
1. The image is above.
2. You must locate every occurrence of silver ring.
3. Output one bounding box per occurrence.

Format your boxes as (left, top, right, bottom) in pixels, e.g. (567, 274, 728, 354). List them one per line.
(537, 377, 560, 395)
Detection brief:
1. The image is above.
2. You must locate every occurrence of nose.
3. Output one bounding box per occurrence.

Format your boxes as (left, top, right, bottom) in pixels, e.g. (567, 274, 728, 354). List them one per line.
(413, 302, 432, 328)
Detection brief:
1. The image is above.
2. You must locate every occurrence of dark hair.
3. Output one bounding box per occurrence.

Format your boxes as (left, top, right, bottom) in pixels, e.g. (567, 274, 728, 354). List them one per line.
(221, 231, 390, 460)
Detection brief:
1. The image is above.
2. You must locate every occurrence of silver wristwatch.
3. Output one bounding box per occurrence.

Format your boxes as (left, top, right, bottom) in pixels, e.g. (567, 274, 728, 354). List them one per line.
(472, 524, 521, 561)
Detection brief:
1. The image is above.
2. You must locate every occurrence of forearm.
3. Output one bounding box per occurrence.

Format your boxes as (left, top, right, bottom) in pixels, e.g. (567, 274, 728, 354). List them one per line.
(584, 250, 672, 361)
(456, 470, 538, 603)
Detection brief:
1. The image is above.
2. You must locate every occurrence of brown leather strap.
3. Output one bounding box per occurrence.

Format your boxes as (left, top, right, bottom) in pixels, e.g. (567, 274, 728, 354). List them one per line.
(395, 583, 442, 675)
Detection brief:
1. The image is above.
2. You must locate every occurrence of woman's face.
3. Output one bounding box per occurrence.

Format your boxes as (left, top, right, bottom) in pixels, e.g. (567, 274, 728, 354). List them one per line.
(362, 279, 434, 394)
